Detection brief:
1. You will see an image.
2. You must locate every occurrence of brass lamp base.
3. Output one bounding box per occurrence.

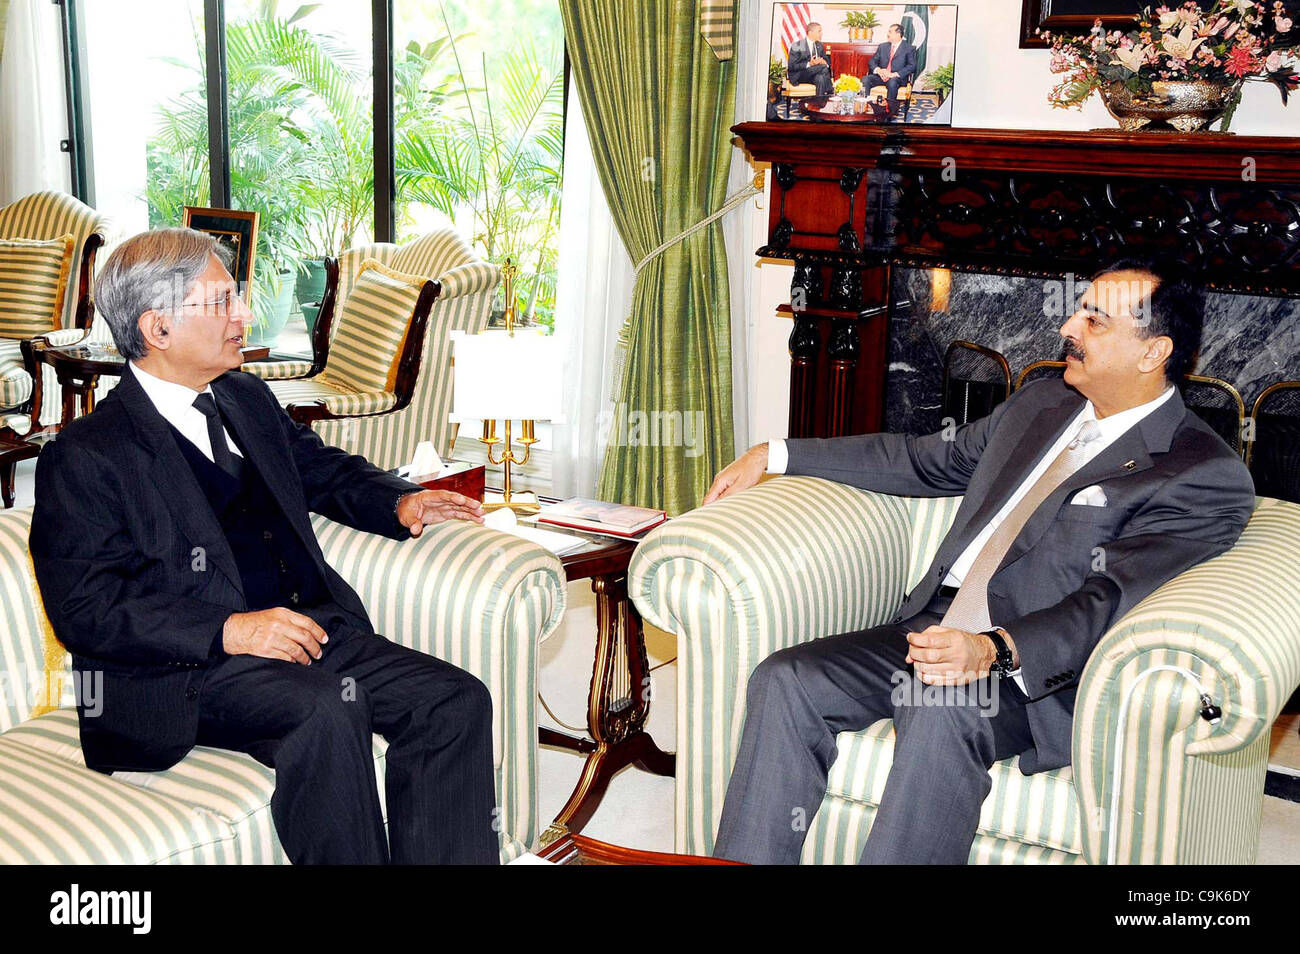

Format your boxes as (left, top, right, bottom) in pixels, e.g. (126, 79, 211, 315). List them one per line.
(482, 491, 540, 516)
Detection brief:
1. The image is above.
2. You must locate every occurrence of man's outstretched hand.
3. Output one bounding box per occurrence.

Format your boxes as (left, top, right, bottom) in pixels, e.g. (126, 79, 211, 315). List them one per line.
(397, 489, 485, 537)
(223, 608, 329, 665)
(702, 443, 769, 506)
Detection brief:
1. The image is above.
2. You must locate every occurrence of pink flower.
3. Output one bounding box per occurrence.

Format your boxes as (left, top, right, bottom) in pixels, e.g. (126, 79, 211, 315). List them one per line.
(1266, 49, 1285, 69)
(1276, 15, 1293, 30)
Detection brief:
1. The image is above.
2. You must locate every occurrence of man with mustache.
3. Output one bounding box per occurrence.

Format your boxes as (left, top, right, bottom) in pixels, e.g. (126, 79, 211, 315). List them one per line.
(703, 258, 1255, 864)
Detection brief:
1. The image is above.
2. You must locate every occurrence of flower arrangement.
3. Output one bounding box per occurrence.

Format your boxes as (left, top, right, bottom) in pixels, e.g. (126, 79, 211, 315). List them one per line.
(833, 73, 864, 94)
(1045, 2, 1300, 109)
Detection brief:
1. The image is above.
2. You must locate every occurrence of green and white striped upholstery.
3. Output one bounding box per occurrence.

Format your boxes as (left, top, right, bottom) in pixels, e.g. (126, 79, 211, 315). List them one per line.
(0, 338, 33, 410)
(0, 235, 74, 337)
(250, 358, 313, 380)
(0, 504, 566, 863)
(628, 475, 1300, 864)
(0, 192, 112, 427)
(264, 377, 398, 417)
(245, 232, 499, 470)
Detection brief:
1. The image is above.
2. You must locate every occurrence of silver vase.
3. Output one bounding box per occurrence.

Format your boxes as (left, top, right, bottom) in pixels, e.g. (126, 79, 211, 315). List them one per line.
(1100, 79, 1241, 133)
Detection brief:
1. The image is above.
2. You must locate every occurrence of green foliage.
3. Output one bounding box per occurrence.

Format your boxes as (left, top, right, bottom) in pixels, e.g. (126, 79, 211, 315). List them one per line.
(920, 62, 955, 96)
(769, 55, 785, 85)
(144, 0, 564, 330)
(839, 11, 879, 30)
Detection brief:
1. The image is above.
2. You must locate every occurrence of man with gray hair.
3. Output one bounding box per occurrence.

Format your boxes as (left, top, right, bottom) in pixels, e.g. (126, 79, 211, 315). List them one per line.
(30, 228, 498, 864)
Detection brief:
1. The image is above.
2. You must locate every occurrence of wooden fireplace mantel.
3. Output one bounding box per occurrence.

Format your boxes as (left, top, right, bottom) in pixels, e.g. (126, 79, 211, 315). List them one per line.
(731, 121, 1300, 438)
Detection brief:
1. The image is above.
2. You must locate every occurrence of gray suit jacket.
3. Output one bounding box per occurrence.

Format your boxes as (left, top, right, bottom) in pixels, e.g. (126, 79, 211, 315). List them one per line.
(785, 378, 1255, 772)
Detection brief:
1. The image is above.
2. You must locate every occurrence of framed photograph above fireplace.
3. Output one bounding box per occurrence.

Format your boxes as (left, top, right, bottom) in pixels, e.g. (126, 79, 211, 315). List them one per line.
(1019, 0, 1144, 49)
(770, 3, 959, 125)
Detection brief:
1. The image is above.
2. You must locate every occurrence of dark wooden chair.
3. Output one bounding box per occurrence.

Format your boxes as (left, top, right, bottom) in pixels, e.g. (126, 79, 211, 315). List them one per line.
(942, 340, 1011, 425)
(1182, 374, 1246, 458)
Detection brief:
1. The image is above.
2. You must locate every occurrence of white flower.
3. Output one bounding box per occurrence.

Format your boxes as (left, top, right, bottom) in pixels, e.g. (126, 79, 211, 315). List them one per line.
(1161, 23, 1206, 59)
(1158, 11, 1182, 30)
(1112, 44, 1152, 71)
(1229, 0, 1256, 14)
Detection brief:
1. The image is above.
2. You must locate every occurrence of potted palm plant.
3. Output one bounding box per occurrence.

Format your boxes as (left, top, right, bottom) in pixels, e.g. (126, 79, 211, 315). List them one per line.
(840, 10, 881, 41)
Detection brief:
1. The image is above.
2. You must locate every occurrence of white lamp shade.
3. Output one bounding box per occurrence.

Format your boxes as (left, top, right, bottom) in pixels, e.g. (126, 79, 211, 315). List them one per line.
(450, 329, 566, 423)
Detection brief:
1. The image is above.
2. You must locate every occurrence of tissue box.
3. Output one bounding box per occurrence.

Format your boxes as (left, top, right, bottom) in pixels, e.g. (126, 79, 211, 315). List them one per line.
(416, 460, 486, 501)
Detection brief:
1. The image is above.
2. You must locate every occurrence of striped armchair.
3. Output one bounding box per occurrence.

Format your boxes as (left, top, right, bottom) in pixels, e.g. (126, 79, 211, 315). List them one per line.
(628, 476, 1300, 864)
(0, 505, 565, 863)
(0, 191, 110, 435)
(244, 232, 499, 471)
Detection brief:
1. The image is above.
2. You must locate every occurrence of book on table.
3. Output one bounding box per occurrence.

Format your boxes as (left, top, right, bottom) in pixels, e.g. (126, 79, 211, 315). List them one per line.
(537, 497, 667, 538)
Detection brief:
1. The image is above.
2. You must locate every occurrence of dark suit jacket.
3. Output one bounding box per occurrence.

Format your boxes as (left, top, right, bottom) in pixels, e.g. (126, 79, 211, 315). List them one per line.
(785, 378, 1255, 772)
(868, 39, 916, 84)
(29, 365, 421, 773)
(787, 38, 826, 76)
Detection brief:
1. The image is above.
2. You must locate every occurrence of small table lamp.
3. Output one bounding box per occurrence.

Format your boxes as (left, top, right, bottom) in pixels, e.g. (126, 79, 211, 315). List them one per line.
(450, 268, 563, 514)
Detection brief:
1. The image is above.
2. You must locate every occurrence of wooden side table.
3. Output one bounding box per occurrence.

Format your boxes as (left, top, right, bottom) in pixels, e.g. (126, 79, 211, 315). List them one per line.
(536, 829, 736, 865)
(418, 477, 676, 837)
(539, 528, 676, 837)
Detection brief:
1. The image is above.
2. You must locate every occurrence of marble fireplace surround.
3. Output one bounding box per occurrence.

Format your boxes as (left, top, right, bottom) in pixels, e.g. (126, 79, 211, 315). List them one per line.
(886, 268, 1300, 436)
(733, 122, 1300, 440)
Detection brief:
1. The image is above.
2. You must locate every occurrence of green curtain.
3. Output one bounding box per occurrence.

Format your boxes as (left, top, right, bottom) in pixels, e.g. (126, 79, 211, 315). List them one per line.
(560, 0, 736, 515)
(904, 4, 929, 79)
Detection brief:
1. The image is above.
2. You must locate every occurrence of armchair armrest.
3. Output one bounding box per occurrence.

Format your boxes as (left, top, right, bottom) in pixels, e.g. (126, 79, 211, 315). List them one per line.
(1072, 496, 1300, 864)
(311, 514, 567, 859)
(628, 475, 915, 853)
(436, 261, 501, 299)
(242, 359, 314, 381)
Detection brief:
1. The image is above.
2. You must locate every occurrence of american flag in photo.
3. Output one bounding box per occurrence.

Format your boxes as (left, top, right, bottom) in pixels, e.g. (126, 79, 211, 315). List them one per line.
(780, 3, 813, 56)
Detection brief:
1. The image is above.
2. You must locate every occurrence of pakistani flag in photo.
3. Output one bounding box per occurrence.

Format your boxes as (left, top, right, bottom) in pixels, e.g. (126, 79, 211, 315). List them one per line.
(903, 4, 929, 78)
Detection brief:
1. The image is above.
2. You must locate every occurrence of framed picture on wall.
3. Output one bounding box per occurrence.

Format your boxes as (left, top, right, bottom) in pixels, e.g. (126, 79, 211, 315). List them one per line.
(1019, 0, 1143, 49)
(181, 206, 260, 302)
(769, 3, 959, 125)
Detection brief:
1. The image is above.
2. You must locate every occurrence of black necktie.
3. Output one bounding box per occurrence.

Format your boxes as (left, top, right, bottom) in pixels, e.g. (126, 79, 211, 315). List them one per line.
(192, 392, 241, 478)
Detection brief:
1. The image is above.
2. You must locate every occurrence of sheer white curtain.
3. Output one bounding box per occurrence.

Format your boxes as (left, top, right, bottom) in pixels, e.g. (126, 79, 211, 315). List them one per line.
(722, 0, 762, 455)
(549, 82, 636, 499)
(0, 0, 71, 204)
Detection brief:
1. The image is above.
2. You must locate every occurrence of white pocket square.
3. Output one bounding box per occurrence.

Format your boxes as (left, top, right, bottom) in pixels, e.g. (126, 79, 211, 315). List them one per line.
(1070, 485, 1108, 507)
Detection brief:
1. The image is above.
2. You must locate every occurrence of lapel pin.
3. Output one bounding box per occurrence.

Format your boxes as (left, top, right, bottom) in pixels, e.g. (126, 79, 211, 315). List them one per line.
(1123, 460, 1136, 470)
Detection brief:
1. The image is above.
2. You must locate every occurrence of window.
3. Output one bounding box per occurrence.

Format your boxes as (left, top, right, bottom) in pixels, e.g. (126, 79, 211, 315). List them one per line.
(393, 0, 565, 332)
(80, 0, 208, 235)
(223, 0, 373, 346)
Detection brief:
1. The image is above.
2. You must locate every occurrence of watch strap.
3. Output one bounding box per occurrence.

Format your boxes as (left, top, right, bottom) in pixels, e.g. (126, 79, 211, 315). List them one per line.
(982, 628, 1014, 676)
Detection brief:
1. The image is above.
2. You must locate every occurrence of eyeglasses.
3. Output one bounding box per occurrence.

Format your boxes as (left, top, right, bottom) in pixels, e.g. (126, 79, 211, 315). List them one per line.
(174, 289, 239, 317)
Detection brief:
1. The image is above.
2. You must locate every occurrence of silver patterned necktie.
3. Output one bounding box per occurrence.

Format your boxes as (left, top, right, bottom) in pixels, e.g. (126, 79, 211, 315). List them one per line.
(940, 419, 1104, 633)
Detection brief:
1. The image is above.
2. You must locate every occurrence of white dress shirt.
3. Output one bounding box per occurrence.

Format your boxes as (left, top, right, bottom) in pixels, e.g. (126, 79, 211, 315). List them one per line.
(766, 386, 1177, 688)
(130, 362, 243, 463)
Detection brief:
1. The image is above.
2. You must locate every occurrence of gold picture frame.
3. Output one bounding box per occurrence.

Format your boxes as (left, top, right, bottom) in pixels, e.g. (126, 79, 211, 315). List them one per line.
(181, 206, 260, 304)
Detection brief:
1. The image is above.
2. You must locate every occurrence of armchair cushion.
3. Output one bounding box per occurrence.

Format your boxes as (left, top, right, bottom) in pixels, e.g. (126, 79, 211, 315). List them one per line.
(0, 191, 110, 332)
(807, 719, 1081, 864)
(322, 260, 427, 396)
(0, 732, 237, 864)
(0, 235, 75, 337)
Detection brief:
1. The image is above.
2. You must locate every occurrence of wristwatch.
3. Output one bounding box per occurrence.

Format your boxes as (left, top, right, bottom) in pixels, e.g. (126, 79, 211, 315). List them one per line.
(982, 628, 1015, 678)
